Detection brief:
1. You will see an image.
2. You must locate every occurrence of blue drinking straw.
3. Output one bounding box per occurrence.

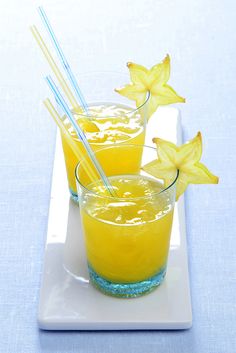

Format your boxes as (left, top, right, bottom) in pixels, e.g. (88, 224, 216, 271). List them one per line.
(38, 6, 89, 114)
(46, 75, 115, 196)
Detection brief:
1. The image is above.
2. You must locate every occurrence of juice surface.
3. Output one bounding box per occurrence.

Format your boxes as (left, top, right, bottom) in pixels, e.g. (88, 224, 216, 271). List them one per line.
(80, 175, 174, 283)
(61, 103, 145, 194)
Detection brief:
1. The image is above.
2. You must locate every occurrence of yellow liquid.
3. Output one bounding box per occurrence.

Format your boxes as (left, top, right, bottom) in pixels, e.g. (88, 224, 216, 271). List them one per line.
(61, 103, 146, 194)
(81, 175, 174, 283)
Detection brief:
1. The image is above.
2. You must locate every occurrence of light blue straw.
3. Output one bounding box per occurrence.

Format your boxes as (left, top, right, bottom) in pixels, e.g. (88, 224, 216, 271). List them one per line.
(46, 75, 115, 196)
(38, 6, 89, 114)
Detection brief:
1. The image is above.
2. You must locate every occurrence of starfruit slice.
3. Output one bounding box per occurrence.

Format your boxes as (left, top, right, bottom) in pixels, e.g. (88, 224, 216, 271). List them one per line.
(115, 55, 185, 119)
(142, 132, 219, 200)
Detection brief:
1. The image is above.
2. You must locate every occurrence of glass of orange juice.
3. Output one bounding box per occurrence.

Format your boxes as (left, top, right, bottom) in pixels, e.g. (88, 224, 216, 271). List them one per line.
(75, 144, 178, 298)
(59, 72, 149, 201)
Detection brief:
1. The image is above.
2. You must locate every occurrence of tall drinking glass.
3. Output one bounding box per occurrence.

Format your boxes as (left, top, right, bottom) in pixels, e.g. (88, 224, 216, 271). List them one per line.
(60, 72, 149, 201)
(76, 144, 178, 298)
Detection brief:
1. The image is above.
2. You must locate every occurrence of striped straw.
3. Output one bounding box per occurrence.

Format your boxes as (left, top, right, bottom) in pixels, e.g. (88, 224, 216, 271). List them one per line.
(38, 6, 89, 114)
(46, 75, 115, 196)
(43, 98, 98, 184)
(30, 25, 78, 110)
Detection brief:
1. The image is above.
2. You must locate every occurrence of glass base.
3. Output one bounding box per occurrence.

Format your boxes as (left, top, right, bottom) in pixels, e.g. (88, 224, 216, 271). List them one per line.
(69, 188, 79, 203)
(88, 264, 167, 298)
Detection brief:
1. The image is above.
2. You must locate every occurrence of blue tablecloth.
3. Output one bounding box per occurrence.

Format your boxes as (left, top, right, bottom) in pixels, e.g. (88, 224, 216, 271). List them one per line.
(0, 0, 235, 352)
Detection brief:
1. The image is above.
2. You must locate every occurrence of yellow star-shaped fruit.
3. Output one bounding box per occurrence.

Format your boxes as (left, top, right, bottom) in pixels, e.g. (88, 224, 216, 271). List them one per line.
(142, 132, 219, 200)
(115, 55, 185, 119)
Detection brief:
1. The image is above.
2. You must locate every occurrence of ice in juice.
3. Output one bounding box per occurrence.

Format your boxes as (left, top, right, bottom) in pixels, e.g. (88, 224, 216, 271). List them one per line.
(80, 174, 174, 283)
(61, 103, 146, 196)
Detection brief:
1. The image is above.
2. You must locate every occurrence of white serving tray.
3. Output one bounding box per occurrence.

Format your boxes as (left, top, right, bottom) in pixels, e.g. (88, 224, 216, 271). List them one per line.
(38, 107, 192, 330)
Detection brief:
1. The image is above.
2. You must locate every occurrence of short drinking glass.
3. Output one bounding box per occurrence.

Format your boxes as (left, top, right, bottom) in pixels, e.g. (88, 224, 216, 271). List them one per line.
(75, 144, 178, 298)
(60, 72, 149, 201)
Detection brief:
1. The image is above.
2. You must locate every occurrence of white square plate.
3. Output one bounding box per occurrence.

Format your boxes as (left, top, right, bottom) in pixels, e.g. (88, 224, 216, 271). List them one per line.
(38, 107, 192, 330)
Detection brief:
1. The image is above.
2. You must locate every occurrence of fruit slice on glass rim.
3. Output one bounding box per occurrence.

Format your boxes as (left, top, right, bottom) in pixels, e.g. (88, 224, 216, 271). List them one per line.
(115, 54, 185, 119)
(142, 132, 219, 200)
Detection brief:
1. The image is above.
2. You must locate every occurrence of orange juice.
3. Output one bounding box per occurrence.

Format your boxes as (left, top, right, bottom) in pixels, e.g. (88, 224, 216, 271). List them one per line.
(61, 103, 146, 197)
(80, 175, 174, 284)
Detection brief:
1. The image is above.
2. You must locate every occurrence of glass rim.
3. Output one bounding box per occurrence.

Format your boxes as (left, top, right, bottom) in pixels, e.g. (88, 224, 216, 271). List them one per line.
(71, 70, 150, 119)
(75, 144, 179, 201)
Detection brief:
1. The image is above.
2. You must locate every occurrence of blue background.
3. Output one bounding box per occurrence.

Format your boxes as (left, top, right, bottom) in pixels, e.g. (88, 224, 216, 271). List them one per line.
(0, 0, 235, 352)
